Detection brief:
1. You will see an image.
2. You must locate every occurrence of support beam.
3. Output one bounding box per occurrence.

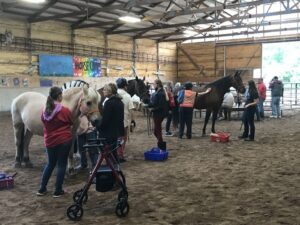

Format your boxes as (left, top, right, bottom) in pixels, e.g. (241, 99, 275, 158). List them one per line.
(177, 45, 204, 75)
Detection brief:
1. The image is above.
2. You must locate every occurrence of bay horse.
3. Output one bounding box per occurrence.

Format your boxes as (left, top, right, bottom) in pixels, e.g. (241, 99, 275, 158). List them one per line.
(194, 71, 246, 136)
(11, 85, 101, 171)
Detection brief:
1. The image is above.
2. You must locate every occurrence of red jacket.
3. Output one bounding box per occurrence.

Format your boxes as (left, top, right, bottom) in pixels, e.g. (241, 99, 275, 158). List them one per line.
(41, 106, 73, 148)
(258, 83, 266, 100)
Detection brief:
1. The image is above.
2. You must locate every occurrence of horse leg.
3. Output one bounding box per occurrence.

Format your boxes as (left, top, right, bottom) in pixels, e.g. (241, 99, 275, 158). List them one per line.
(202, 109, 211, 136)
(23, 129, 33, 168)
(13, 123, 24, 168)
(211, 110, 219, 134)
(67, 137, 76, 175)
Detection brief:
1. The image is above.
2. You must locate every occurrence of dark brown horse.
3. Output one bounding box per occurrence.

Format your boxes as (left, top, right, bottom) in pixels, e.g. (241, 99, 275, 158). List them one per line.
(194, 71, 246, 136)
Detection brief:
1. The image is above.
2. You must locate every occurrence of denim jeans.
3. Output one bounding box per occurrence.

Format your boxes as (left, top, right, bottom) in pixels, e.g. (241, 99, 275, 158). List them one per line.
(271, 96, 281, 117)
(165, 111, 173, 133)
(257, 98, 265, 118)
(40, 141, 72, 192)
(242, 107, 256, 139)
(179, 107, 193, 138)
(78, 133, 99, 168)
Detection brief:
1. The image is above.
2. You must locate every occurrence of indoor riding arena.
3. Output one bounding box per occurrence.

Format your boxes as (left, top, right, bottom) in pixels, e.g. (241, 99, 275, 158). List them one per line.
(0, 1, 299, 225)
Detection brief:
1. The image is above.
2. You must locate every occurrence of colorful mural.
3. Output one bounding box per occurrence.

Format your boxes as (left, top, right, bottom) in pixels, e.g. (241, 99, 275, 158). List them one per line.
(73, 57, 101, 77)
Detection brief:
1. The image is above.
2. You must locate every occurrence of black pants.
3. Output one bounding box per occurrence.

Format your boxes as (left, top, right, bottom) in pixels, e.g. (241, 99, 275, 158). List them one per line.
(165, 111, 173, 133)
(179, 107, 193, 138)
(242, 107, 256, 139)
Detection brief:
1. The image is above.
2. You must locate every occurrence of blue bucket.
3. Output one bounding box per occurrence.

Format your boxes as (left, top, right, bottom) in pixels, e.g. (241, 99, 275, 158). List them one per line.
(144, 147, 169, 161)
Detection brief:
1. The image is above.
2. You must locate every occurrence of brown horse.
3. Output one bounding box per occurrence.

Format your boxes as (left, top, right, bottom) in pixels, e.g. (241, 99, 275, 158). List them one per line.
(194, 71, 246, 136)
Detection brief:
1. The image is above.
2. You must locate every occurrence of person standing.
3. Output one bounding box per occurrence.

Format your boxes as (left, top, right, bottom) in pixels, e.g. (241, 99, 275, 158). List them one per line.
(239, 80, 259, 141)
(148, 79, 168, 150)
(177, 82, 211, 139)
(37, 86, 73, 198)
(96, 83, 124, 150)
(116, 78, 135, 162)
(257, 78, 267, 119)
(269, 76, 284, 118)
(165, 82, 176, 136)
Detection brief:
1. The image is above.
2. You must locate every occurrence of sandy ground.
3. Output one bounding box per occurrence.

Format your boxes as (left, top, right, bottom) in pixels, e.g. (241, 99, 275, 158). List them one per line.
(0, 110, 299, 225)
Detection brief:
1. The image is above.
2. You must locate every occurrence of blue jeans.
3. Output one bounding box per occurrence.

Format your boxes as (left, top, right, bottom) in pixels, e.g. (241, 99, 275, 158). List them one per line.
(39, 141, 71, 192)
(271, 96, 281, 117)
(78, 133, 99, 168)
(179, 107, 193, 138)
(242, 107, 256, 139)
(257, 98, 265, 118)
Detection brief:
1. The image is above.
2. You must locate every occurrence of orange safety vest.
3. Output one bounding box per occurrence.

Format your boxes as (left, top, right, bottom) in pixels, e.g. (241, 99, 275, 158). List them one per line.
(180, 90, 196, 108)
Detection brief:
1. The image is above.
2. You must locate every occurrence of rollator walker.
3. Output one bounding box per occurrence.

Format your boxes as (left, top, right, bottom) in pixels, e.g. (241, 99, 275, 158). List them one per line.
(66, 130, 129, 221)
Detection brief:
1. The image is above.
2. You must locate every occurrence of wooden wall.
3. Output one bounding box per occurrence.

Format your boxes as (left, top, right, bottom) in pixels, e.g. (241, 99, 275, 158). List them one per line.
(0, 16, 177, 88)
(178, 42, 262, 83)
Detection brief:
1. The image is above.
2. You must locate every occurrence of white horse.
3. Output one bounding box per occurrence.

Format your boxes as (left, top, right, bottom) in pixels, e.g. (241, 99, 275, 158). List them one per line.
(11, 85, 101, 171)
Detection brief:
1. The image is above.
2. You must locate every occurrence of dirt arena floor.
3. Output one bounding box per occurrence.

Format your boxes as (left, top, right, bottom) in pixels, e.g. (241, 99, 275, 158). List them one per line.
(0, 110, 299, 225)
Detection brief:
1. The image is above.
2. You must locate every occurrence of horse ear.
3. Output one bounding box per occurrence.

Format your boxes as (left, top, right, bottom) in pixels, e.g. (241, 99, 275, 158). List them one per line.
(143, 76, 145, 81)
(135, 76, 138, 81)
(83, 85, 89, 96)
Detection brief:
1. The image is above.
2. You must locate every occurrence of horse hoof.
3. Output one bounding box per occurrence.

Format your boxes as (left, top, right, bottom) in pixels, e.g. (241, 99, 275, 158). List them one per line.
(202, 134, 207, 137)
(14, 162, 22, 168)
(24, 161, 33, 168)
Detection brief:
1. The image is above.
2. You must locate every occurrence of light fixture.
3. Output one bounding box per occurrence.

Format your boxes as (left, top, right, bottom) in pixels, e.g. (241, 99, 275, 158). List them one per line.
(22, 0, 47, 3)
(119, 15, 141, 23)
(183, 29, 198, 36)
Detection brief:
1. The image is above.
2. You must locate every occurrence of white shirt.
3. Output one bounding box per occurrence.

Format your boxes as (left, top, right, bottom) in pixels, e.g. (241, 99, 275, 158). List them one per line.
(118, 89, 135, 127)
(222, 92, 234, 108)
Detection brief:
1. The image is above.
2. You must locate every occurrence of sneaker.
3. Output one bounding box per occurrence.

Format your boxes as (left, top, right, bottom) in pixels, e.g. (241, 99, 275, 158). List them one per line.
(36, 189, 47, 196)
(269, 115, 276, 118)
(53, 190, 65, 198)
(165, 132, 173, 137)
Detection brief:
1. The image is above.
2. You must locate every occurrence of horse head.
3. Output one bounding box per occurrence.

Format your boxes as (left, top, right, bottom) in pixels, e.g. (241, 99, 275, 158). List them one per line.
(79, 85, 102, 125)
(128, 76, 150, 103)
(231, 71, 246, 94)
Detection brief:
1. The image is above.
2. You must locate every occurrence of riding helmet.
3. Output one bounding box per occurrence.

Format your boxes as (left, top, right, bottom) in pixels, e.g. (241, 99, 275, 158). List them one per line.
(116, 77, 128, 89)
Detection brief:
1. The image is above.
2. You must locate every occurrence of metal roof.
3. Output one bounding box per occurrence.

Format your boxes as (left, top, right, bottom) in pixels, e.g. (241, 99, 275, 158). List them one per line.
(1, 0, 300, 42)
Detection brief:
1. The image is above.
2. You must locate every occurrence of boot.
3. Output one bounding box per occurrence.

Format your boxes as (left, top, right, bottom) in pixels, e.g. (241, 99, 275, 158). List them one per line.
(157, 141, 167, 151)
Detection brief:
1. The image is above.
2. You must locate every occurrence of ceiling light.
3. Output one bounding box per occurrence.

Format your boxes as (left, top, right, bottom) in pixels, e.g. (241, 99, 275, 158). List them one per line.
(183, 29, 198, 36)
(119, 16, 141, 23)
(22, 0, 46, 3)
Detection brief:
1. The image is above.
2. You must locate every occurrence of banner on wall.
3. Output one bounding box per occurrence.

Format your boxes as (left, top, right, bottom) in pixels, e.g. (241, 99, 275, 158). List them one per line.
(39, 55, 73, 77)
(39, 54, 101, 77)
(73, 56, 101, 77)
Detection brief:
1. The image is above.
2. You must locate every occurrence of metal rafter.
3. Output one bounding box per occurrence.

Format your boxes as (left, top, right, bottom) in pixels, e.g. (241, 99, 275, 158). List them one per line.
(107, 0, 283, 34)
(28, 0, 170, 23)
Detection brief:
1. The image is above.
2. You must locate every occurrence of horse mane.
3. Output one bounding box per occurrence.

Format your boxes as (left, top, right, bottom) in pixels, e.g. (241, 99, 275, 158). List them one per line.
(207, 75, 232, 89)
(62, 80, 89, 90)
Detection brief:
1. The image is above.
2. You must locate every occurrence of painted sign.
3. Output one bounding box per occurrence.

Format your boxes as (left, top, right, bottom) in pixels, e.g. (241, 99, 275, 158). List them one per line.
(73, 57, 101, 77)
(39, 54, 73, 77)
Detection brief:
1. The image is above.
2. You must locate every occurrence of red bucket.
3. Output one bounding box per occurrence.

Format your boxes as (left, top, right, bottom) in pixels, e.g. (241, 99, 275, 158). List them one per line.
(210, 132, 230, 143)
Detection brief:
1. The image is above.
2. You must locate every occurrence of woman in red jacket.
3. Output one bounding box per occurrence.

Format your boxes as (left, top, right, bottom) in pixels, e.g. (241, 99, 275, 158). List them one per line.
(37, 86, 73, 198)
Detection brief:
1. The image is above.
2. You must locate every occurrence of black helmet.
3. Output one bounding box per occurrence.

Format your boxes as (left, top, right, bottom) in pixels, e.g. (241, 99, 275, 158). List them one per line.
(184, 82, 193, 90)
(116, 78, 128, 88)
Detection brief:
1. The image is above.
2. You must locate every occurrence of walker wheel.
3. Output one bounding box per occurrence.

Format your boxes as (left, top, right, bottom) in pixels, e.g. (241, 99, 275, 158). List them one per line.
(115, 201, 129, 217)
(67, 204, 83, 221)
(73, 189, 88, 204)
(118, 190, 128, 202)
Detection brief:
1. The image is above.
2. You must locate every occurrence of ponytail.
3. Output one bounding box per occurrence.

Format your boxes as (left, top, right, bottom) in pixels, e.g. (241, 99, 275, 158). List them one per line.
(45, 96, 55, 115)
(45, 86, 62, 115)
